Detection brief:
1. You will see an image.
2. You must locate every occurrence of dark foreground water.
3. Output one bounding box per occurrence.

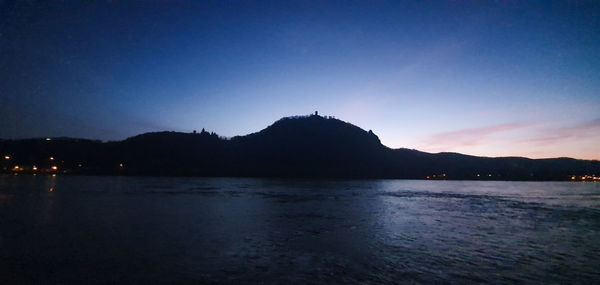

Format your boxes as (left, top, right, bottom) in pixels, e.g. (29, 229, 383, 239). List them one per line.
(1, 176, 599, 284)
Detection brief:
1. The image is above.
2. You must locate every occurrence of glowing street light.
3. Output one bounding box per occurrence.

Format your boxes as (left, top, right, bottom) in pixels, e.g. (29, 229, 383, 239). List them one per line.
(51, 166, 58, 170)
(32, 166, 38, 171)
(49, 157, 55, 160)
(4, 155, 9, 160)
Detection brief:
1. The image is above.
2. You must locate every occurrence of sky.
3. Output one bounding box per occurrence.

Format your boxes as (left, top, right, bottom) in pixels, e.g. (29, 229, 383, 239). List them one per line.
(0, 1, 599, 160)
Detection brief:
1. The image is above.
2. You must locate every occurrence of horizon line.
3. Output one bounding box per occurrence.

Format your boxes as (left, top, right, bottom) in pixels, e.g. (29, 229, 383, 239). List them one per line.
(2, 113, 598, 162)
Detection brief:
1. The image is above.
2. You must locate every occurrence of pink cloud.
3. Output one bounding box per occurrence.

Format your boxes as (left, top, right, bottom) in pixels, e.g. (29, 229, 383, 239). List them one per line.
(420, 122, 533, 149)
(518, 119, 600, 146)
(415, 119, 600, 159)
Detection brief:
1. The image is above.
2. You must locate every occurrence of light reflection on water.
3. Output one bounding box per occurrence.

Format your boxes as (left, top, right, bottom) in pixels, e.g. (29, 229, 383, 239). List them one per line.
(0, 175, 599, 283)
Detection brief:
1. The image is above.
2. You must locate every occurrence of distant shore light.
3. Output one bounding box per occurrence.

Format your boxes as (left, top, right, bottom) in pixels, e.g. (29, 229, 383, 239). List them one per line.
(45, 138, 51, 141)
(32, 166, 38, 170)
(50, 157, 55, 160)
(51, 166, 58, 170)
(4, 155, 9, 160)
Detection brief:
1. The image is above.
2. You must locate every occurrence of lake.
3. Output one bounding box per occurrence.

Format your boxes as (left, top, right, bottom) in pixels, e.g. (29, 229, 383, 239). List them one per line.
(1, 175, 599, 283)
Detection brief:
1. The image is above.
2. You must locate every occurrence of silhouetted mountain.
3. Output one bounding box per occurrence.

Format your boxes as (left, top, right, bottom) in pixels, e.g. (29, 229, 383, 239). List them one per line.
(1, 114, 598, 180)
(227, 115, 388, 177)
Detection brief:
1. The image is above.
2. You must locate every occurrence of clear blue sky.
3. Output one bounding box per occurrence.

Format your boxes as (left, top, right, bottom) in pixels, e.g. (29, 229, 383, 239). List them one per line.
(1, 1, 599, 159)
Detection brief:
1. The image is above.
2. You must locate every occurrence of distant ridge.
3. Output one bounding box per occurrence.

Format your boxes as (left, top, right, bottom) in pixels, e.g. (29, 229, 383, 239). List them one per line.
(1, 114, 598, 180)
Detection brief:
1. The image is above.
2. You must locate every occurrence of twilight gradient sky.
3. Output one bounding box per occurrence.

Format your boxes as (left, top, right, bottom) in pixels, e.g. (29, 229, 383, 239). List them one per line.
(1, 1, 599, 159)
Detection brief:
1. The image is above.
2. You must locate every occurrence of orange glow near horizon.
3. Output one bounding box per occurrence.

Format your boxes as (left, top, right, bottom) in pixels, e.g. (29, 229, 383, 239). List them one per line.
(406, 119, 600, 160)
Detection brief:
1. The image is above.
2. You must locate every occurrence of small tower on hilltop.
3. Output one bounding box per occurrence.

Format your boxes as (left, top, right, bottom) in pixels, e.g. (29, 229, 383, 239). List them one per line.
(315, 111, 318, 116)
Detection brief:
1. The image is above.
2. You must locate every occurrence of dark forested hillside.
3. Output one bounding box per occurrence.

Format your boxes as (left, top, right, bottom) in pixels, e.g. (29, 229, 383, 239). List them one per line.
(1, 114, 598, 180)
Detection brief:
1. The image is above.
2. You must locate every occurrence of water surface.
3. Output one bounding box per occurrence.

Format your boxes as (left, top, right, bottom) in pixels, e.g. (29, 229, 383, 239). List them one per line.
(1, 176, 599, 283)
